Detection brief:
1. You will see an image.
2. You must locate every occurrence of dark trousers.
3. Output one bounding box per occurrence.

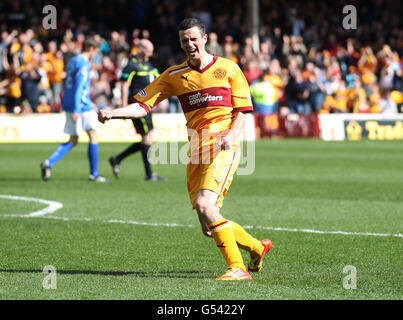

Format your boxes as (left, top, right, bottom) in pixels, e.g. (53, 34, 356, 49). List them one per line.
(22, 79, 39, 112)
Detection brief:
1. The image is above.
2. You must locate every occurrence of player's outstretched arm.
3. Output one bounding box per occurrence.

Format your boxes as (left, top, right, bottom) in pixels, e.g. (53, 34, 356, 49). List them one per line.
(98, 103, 148, 123)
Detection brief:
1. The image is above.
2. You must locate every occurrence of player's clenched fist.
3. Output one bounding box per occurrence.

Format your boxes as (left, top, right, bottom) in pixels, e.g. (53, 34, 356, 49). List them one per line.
(98, 109, 112, 123)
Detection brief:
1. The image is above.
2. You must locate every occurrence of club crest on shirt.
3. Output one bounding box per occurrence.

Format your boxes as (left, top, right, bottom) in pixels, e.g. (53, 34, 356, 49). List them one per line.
(138, 89, 147, 97)
(212, 68, 227, 80)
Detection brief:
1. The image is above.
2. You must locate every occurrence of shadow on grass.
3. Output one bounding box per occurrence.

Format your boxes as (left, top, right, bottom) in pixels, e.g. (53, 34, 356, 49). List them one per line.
(0, 269, 212, 279)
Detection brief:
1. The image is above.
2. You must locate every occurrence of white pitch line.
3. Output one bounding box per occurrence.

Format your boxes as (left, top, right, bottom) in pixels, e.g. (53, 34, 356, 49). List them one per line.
(243, 225, 403, 238)
(0, 194, 402, 238)
(0, 194, 63, 217)
(1, 213, 402, 239)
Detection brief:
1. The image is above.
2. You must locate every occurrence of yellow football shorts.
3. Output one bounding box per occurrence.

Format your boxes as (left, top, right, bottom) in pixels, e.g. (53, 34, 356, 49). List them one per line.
(187, 145, 241, 209)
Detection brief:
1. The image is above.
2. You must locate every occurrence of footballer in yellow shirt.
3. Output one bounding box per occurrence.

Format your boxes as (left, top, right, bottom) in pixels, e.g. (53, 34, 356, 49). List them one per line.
(98, 18, 272, 281)
(130, 53, 254, 210)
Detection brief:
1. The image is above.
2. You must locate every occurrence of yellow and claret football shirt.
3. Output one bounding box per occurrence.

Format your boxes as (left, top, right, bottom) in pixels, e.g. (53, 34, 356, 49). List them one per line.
(130, 56, 253, 154)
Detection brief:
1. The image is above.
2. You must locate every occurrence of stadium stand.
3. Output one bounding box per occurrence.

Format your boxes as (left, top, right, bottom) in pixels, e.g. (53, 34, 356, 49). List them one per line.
(0, 0, 402, 117)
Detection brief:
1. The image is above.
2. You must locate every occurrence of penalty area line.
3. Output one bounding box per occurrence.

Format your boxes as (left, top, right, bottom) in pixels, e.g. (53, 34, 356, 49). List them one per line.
(243, 225, 403, 238)
(0, 211, 402, 239)
(0, 194, 63, 217)
(0, 194, 401, 238)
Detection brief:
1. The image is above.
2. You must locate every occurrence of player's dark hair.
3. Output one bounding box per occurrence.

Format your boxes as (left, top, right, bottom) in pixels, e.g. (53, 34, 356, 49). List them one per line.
(178, 18, 206, 36)
(82, 37, 100, 52)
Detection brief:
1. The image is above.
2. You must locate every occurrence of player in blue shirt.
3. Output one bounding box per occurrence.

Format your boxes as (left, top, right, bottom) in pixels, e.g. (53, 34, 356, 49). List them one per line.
(40, 37, 107, 182)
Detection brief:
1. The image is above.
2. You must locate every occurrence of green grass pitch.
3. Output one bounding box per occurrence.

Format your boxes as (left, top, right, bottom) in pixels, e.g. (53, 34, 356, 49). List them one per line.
(0, 139, 402, 300)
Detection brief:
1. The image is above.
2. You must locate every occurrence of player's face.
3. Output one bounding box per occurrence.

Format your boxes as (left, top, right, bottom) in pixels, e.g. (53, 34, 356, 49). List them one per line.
(179, 26, 207, 62)
(142, 45, 153, 60)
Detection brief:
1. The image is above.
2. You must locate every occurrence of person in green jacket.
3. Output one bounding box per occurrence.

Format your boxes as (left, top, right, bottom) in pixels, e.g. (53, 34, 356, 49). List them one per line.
(249, 74, 278, 114)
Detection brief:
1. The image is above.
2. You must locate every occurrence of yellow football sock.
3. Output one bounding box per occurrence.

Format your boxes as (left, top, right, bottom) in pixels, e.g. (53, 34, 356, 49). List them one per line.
(209, 219, 246, 270)
(231, 220, 264, 257)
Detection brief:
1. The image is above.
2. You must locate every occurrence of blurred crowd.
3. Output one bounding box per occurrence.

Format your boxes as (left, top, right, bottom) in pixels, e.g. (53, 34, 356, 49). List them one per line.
(0, 0, 402, 115)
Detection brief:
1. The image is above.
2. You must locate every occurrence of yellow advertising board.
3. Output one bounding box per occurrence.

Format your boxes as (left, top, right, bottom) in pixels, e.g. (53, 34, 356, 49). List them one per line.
(319, 114, 403, 141)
